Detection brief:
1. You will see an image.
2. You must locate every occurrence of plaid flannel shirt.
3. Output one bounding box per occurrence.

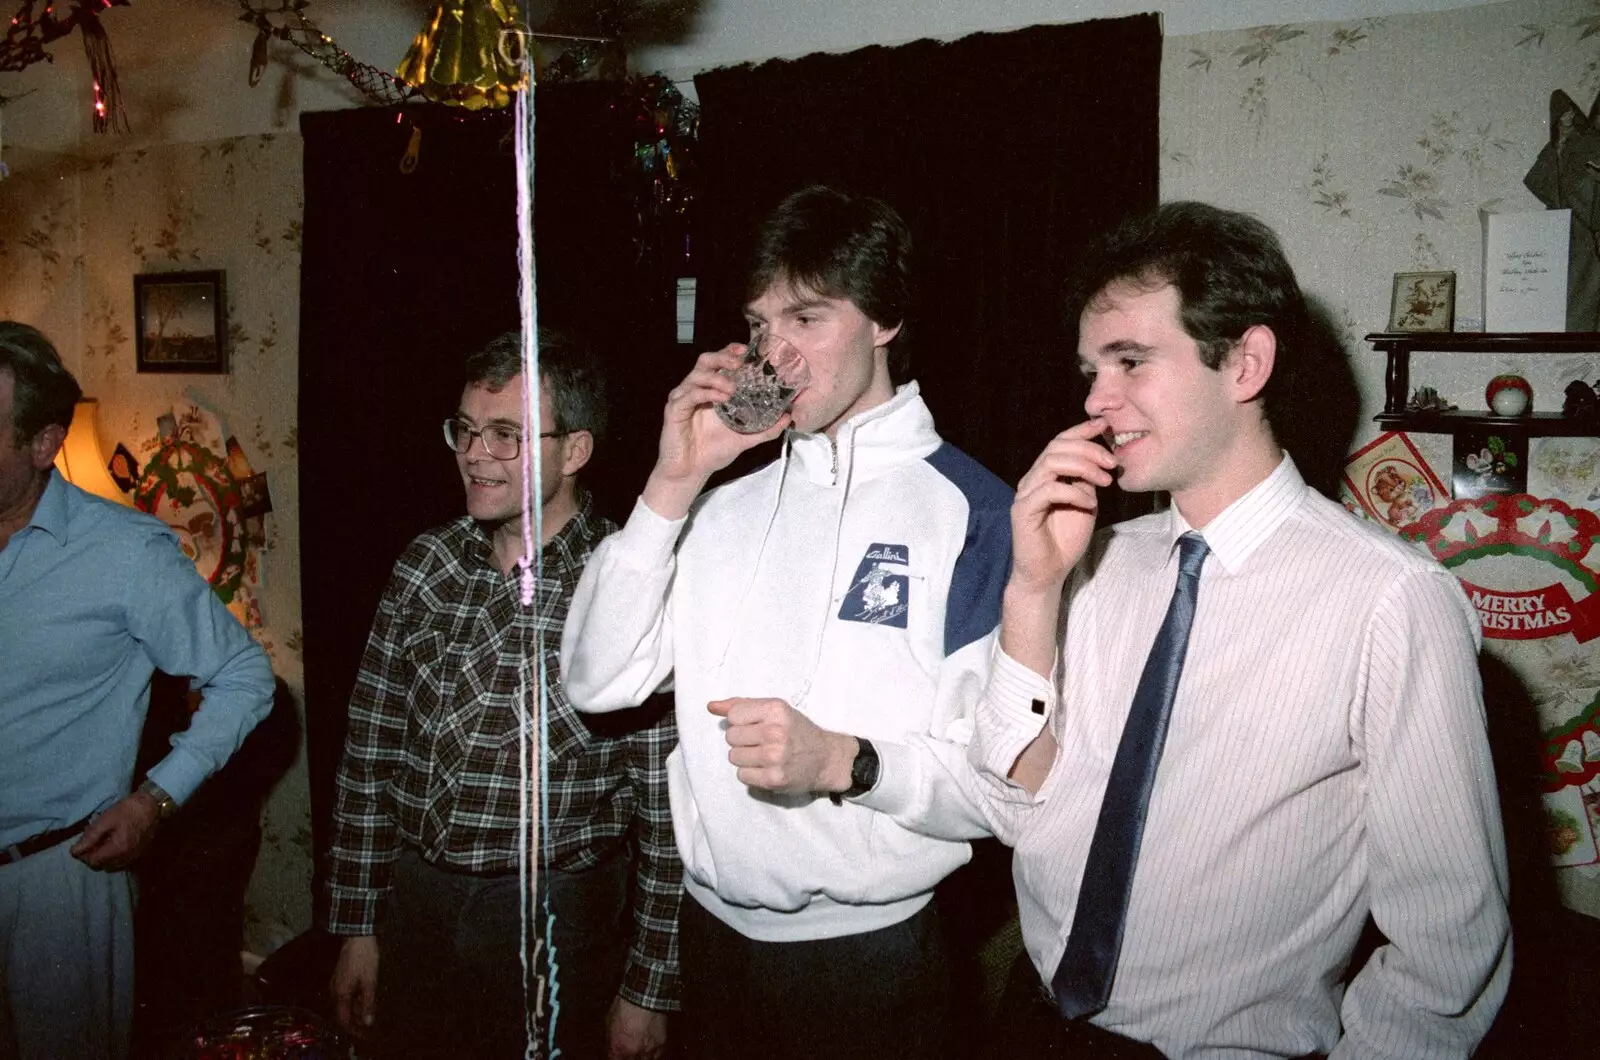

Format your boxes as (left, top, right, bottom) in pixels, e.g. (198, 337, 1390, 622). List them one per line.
(324, 496, 681, 1011)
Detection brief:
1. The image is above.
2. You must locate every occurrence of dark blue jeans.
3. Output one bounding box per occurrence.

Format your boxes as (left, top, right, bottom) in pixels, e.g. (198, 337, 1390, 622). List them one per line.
(375, 847, 627, 1059)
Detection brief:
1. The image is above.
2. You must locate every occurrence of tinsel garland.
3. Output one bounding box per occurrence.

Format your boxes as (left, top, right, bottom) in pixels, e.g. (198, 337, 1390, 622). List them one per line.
(0, 0, 129, 73)
(238, 1, 626, 109)
(2, 0, 130, 132)
(80, 8, 127, 132)
(238, 0, 418, 107)
(0, 0, 699, 248)
(616, 73, 698, 266)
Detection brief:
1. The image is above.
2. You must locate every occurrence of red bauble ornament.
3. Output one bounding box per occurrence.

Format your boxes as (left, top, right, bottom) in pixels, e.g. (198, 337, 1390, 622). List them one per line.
(1486, 374, 1532, 416)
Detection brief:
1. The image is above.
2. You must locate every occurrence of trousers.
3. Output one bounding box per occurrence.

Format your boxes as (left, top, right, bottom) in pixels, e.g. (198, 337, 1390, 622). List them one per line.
(0, 836, 134, 1060)
(375, 847, 628, 1059)
(679, 893, 952, 1060)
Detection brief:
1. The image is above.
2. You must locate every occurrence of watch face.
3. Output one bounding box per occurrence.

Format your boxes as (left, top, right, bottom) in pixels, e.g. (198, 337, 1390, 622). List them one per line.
(851, 739, 880, 793)
(140, 781, 177, 819)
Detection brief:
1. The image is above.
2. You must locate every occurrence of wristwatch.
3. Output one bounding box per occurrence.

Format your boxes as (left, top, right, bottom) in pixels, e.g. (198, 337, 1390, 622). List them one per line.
(830, 737, 880, 804)
(138, 778, 178, 821)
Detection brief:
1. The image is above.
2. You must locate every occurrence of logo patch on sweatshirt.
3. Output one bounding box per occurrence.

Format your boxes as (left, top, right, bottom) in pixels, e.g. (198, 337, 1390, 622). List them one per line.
(839, 543, 910, 628)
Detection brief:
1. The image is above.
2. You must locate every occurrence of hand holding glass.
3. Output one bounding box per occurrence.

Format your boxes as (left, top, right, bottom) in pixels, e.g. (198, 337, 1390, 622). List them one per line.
(715, 333, 811, 434)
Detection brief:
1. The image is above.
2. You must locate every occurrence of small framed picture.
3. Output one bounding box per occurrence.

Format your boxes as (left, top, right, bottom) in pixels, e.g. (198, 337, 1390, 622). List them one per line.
(1452, 431, 1528, 499)
(1387, 270, 1456, 332)
(108, 443, 139, 492)
(134, 270, 228, 373)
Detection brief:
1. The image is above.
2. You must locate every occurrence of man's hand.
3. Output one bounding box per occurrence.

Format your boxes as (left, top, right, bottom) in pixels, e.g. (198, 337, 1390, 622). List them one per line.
(70, 792, 161, 870)
(1001, 418, 1116, 680)
(330, 935, 380, 1041)
(606, 996, 667, 1060)
(641, 346, 790, 521)
(709, 697, 856, 795)
(1009, 418, 1117, 596)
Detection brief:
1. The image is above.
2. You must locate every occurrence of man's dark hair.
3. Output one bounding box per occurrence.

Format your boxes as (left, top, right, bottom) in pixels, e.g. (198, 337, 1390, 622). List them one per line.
(0, 321, 81, 445)
(1065, 201, 1315, 444)
(746, 185, 914, 383)
(465, 329, 609, 443)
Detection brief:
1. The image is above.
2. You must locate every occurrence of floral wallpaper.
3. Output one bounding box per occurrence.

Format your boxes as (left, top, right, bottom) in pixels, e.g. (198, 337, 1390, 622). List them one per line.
(6, 0, 1600, 960)
(1162, 0, 1600, 918)
(0, 132, 310, 957)
(1163, 0, 1597, 422)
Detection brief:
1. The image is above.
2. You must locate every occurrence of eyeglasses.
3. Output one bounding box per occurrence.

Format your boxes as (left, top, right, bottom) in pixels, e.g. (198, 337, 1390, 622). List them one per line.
(442, 418, 570, 460)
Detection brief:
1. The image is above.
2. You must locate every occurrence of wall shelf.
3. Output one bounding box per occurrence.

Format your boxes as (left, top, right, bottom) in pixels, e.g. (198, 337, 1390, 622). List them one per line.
(1366, 331, 1600, 437)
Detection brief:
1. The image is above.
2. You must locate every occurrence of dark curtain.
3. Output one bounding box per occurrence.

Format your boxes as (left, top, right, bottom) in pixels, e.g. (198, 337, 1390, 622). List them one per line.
(298, 91, 675, 924)
(693, 14, 1161, 490)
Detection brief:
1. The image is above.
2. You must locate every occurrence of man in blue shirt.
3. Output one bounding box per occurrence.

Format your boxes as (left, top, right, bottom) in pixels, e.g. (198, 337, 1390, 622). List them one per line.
(0, 321, 274, 1060)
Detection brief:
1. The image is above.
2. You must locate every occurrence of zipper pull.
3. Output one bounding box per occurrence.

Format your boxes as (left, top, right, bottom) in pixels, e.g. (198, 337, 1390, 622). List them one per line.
(829, 438, 839, 484)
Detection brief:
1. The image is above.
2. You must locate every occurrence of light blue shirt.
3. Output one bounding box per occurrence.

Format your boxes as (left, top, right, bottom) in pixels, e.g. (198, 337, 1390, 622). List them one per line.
(0, 471, 274, 848)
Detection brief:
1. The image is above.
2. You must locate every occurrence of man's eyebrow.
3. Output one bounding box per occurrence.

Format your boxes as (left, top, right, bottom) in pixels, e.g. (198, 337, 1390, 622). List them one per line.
(782, 297, 832, 314)
(455, 413, 522, 429)
(745, 297, 833, 320)
(1080, 339, 1155, 362)
(1078, 340, 1158, 373)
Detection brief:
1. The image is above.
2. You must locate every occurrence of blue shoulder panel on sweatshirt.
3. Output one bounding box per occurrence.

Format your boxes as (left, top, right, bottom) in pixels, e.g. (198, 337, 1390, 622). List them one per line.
(923, 443, 1013, 656)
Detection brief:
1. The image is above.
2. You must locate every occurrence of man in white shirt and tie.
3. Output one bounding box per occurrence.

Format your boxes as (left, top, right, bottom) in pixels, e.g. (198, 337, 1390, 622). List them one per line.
(969, 202, 1510, 1059)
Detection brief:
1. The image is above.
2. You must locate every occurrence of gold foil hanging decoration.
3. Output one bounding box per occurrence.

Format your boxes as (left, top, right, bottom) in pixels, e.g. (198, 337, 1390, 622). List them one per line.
(397, 0, 526, 111)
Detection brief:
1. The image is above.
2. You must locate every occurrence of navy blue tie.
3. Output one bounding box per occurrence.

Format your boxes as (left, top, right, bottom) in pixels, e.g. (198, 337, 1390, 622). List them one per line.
(1052, 531, 1210, 1020)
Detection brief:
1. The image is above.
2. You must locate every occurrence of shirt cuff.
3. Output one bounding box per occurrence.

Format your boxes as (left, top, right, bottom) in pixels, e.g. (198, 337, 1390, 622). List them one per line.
(972, 648, 1056, 783)
(619, 966, 679, 1013)
(618, 496, 688, 569)
(852, 738, 916, 816)
(144, 745, 209, 806)
(323, 887, 384, 936)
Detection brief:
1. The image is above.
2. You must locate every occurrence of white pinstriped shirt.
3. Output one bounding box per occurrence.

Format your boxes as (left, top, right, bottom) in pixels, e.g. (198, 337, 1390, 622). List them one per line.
(970, 456, 1510, 1059)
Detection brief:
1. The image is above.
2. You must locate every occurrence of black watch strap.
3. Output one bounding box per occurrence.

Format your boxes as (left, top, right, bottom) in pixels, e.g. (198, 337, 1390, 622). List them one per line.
(830, 737, 880, 804)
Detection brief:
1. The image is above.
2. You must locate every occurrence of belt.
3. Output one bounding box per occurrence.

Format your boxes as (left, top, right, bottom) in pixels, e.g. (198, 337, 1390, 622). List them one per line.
(1012, 955, 1326, 1060)
(0, 814, 94, 867)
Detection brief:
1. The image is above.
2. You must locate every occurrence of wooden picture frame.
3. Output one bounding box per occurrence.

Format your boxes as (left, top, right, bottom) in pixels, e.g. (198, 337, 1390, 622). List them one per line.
(1387, 270, 1456, 333)
(134, 270, 228, 373)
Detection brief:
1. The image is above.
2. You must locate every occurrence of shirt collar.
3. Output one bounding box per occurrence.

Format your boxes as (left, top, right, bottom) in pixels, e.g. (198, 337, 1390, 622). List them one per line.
(784, 381, 938, 485)
(1164, 453, 1303, 575)
(542, 490, 601, 567)
(463, 490, 601, 572)
(25, 470, 71, 547)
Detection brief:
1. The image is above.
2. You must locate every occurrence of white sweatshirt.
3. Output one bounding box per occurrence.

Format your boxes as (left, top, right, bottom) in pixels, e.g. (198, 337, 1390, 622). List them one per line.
(560, 384, 1013, 942)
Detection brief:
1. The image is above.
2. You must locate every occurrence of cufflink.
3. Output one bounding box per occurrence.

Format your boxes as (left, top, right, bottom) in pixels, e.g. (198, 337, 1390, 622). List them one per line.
(1031, 699, 1046, 716)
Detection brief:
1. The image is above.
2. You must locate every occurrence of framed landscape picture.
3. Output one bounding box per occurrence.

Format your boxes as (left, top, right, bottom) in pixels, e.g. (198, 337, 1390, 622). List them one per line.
(134, 270, 228, 373)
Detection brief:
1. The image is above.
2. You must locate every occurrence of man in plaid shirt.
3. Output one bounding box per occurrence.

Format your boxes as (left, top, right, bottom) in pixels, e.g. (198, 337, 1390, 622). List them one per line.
(324, 331, 680, 1059)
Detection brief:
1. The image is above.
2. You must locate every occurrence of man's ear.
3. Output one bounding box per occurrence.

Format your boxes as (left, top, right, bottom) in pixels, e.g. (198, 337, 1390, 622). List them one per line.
(872, 320, 902, 349)
(1228, 324, 1276, 404)
(560, 429, 594, 478)
(30, 424, 66, 470)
